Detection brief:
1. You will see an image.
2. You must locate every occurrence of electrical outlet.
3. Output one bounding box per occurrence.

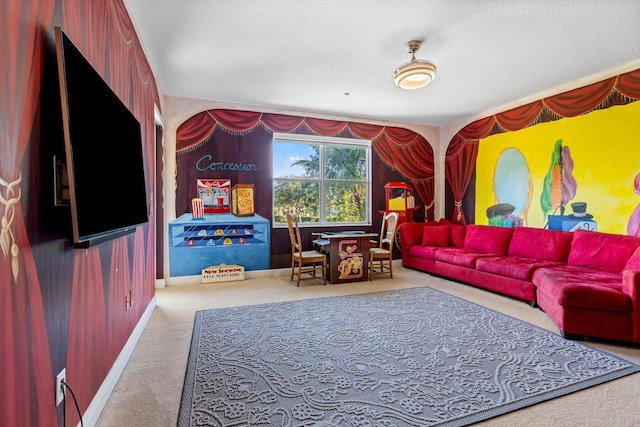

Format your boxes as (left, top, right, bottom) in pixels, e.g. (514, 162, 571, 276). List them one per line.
(55, 368, 66, 406)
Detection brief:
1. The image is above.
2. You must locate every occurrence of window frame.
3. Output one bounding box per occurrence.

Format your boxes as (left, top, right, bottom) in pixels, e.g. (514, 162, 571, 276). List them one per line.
(272, 132, 372, 228)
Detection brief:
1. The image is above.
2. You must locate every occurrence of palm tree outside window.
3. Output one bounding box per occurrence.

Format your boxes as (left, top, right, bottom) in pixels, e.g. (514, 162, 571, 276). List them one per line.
(272, 133, 371, 227)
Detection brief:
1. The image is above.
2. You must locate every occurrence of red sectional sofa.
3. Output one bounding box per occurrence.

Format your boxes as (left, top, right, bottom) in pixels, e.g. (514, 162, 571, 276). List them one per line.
(400, 220, 640, 344)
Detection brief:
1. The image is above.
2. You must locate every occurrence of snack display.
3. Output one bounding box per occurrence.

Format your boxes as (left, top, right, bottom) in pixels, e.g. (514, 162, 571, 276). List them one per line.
(232, 184, 255, 216)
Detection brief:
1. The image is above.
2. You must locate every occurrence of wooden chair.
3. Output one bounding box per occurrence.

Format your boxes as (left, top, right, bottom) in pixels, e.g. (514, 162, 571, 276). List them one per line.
(369, 212, 399, 280)
(286, 214, 327, 286)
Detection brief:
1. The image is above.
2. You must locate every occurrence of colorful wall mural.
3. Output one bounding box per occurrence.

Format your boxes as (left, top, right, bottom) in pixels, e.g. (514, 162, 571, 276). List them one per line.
(4, 1, 640, 424)
(173, 111, 433, 269)
(475, 101, 640, 235)
(2, 1, 158, 425)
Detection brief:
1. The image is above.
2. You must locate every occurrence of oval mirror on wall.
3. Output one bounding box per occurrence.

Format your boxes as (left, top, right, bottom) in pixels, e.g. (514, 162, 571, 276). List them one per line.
(492, 147, 532, 224)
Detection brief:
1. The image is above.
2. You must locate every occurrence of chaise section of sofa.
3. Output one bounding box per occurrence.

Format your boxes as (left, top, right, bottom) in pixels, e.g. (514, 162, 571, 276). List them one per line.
(533, 229, 640, 342)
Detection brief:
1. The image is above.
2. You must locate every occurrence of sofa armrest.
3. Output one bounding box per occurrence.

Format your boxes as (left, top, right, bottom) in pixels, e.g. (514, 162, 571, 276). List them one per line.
(400, 222, 427, 254)
(622, 269, 640, 342)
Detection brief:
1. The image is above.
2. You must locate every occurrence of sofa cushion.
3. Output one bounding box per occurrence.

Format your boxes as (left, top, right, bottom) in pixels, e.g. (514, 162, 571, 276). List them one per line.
(408, 245, 440, 260)
(568, 230, 640, 273)
(438, 218, 466, 247)
(421, 225, 450, 247)
(434, 248, 492, 268)
(463, 225, 514, 255)
(449, 224, 466, 247)
(476, 256, 565, 281)
(533, 265, 629, 312)
(508, 227, 573, 261)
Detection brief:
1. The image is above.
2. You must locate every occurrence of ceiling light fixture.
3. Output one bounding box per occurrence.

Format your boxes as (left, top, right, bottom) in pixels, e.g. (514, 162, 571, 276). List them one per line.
(393, 40, 436, 90)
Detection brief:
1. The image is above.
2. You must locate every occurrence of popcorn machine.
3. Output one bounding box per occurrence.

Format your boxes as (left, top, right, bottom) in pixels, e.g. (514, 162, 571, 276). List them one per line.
(380, 182, 420, 248)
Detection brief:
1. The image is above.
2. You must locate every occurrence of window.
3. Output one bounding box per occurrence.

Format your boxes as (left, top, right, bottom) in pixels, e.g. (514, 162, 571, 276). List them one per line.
(273, 133, 371, 227)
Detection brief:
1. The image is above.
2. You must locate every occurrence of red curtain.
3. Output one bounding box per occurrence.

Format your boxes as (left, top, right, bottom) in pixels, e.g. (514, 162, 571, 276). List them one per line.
(59, 2, 120, 423)
(61, 1, 159, 425)
(1, 1, 157, 424)
(446, 68, 640, 223)
(445, 135, 479, 225)
(176, 110, 435, 216)
(0, 1, 56, 426)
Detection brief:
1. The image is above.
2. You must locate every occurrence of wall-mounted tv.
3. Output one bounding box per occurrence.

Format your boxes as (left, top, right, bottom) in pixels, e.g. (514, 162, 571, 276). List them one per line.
(54, 27, 149, 248)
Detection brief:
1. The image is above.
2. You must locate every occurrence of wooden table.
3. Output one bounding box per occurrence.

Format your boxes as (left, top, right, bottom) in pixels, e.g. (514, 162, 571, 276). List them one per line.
(313, 232, 378, 283)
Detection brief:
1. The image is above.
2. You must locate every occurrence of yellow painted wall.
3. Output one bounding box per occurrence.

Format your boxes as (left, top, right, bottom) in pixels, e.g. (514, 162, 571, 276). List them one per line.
(476, 101, 640, 234)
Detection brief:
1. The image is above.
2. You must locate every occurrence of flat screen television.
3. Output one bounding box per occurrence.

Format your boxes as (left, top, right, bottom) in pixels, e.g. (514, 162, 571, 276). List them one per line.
(54, 27, 149, 248)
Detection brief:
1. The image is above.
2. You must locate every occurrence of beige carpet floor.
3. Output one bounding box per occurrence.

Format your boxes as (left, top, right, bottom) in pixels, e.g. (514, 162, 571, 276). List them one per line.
(95, 266, 640, 427)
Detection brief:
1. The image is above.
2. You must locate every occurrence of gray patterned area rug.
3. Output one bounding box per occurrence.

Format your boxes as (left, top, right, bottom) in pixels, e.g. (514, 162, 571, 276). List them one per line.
(178, 286, 639, 427)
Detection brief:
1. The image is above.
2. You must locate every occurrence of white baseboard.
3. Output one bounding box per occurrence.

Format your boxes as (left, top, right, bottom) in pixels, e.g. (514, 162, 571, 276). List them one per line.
(81, 296, 157, 426)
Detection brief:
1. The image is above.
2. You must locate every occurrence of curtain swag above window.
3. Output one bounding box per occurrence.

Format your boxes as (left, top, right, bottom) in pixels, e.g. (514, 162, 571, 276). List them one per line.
(176, 110, 435, 216)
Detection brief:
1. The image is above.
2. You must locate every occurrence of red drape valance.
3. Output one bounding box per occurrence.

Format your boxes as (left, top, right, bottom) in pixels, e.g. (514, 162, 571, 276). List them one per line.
(176, 110, 435, 216)
(446, 67, 640, 224)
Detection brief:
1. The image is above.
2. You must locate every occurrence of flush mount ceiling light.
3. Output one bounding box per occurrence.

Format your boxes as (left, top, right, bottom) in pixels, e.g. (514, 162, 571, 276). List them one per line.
(393, 40, 437, 90)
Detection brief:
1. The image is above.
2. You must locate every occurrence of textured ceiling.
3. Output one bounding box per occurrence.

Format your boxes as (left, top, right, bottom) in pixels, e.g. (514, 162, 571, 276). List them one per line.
(124, 0, 640, 126)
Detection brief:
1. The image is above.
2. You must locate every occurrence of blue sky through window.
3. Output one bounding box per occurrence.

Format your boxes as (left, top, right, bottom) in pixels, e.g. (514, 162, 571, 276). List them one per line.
(273, 142, 317, 178)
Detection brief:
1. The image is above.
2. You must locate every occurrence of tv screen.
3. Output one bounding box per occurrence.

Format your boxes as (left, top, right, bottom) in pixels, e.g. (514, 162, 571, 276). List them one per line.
(54, 27, 149, 248)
